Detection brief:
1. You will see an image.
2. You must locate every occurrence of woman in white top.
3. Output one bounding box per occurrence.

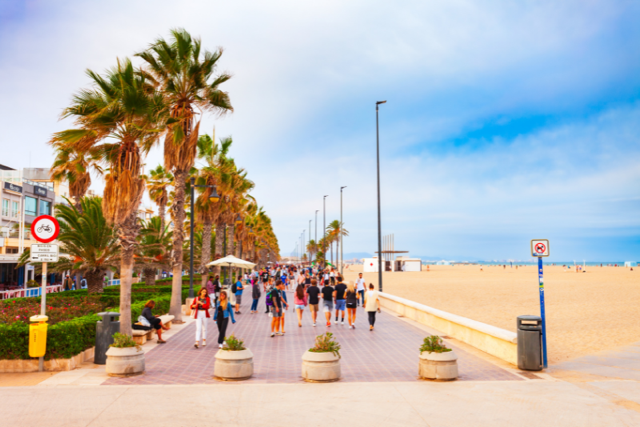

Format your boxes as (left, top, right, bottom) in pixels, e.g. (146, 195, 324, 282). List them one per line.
(363, 283, 381, 331)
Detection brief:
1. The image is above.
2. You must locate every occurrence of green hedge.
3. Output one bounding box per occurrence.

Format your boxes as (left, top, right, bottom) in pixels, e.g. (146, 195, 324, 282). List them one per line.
(0, 285, 188, 360)
(0, 314, 100, 360)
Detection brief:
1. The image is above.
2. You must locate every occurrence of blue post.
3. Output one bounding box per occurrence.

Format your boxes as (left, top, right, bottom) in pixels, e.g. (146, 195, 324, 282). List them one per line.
(538, 256, 548, 368)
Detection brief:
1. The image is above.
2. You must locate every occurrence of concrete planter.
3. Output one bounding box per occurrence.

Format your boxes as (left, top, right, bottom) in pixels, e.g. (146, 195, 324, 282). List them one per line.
(302, 350, 341, 382)
(214, 348, 254, 381)
(419, 351, 458, 381)
(105, 346, 145, 377)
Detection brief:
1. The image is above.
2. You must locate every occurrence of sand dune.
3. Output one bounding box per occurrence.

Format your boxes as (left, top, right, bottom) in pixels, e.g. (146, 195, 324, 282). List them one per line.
(342, 264, 639, 364)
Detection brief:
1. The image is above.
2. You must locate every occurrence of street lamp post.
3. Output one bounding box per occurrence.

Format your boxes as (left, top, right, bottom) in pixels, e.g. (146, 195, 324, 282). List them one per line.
(340, 186, 347, 275)
(323, 195, 328, 268)
(376, 100, 386, 292)
(315, 210, 319, 260)
(308, 220, 311, 266)
(189, 177, 220, 299)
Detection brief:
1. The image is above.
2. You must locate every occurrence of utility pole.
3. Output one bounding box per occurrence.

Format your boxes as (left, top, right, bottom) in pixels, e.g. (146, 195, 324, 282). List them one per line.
(340, 186, 346, 275)
(376, 100, 386, 292)
(323, 196, 328, 268)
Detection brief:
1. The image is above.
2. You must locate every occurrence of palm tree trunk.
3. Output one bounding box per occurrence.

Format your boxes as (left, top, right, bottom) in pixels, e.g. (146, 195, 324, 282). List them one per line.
(200, 221, 212, 288)
(159, 201, 166, 234)
(119, 212, 138, 336)
(143, 267, 156, 287)
(214, 222, 224, 276)
(169, 169, 187, 322)
(228, 224, 235, 281)
(85, 269, 105, 294)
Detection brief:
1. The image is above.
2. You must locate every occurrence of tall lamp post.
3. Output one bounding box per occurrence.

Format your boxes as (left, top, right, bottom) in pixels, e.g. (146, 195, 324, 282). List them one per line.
(189, 177, 220, 299)
(315, 210, 319, 258)
(376, 100, 386, 292)
(308, 220, 311, 266)
(323, 195, 328, 268)
(340, 186, 347, 275)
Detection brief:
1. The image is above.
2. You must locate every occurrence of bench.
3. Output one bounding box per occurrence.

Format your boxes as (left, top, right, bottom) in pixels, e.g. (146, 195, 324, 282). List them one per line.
(131, 314, 176, 345)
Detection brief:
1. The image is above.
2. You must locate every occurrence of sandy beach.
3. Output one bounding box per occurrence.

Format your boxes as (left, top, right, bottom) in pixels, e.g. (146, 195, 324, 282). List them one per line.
(342, 264, 639, 364)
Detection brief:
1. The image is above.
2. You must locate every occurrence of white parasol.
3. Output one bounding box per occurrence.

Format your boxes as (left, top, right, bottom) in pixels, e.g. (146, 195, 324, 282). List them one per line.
(207, 255, 256, 269)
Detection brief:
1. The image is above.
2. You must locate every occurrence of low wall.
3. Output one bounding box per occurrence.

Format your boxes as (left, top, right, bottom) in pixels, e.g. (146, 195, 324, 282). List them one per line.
(0, 347, 95, 373)
(379, 292, 517, 365)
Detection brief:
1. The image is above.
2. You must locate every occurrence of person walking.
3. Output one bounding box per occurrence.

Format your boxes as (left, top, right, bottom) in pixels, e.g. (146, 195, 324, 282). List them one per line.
(234, 276, 244, 314)
(265, 276, 275, 314)
(213, 291, 236, 348)
(251, 277, 261, 313)
(269, 281, 285, 337)
(321, 279, 336, 327)
(334, 276, 347, 325)
(345, 282, 358, 329)
(213, 275, 221, 304)
(364, 283, 381, 331)
(206, 275, 216, 312)
(355, 273, 366, 307)
(190, 288, 211, 348)
(306, 278, 320, 327)
(279, 281, 289, 334)
(294, 284, 307, 327)
(63, 275, 73, 291)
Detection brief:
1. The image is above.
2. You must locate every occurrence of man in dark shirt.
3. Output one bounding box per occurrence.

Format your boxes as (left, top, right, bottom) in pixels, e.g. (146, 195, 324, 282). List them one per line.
(270, 280, 285, 337)
(306, 279, 321, 327)
(321, 281, 336, 327)
(261, 270, 269, 284)
(334, 276, 347, 325)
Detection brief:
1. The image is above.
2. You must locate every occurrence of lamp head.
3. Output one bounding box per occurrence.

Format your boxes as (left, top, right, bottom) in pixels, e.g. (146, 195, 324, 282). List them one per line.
(209, 186, 220, 203)
(235, 214, 242, 225)
(376, 100, 387, 105)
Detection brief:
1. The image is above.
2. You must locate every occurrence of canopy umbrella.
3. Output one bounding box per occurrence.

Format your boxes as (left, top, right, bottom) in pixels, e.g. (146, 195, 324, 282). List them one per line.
(207, 255, 256, 288)
(207, 255, 256, 269)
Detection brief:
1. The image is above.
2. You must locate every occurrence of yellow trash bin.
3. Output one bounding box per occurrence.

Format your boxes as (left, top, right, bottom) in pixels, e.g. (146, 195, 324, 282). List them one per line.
(29, 315, 49, 358)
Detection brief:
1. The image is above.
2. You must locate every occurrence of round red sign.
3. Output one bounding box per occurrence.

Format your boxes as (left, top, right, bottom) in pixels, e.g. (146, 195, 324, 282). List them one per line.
(31, 215, 60, 243)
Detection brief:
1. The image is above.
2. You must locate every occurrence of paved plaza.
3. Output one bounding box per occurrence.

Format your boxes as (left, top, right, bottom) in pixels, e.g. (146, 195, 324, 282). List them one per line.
(105, 290, 520, 386)
(2, 288, 640, 426)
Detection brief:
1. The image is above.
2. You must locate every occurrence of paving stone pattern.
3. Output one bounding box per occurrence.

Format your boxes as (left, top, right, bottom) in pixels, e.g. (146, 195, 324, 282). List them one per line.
(104, 289, 521, 385)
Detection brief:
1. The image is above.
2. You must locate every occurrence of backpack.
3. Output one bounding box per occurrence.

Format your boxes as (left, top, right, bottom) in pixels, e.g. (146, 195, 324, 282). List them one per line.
(231, 283, 237, 293)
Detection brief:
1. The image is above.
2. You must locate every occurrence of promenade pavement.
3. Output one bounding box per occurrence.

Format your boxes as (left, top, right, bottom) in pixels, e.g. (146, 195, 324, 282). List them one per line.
(1, 286, 640, 426)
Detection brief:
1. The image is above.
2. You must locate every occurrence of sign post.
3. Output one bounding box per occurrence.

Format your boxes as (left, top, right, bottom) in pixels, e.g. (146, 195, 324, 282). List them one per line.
(30, 215, 60, 372)
(531, 239, 549, 368)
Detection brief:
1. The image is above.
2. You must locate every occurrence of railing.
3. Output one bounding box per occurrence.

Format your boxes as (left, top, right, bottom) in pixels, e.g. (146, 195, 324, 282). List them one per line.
(107, 279, 120, 287)
(0, 285, 62, 300)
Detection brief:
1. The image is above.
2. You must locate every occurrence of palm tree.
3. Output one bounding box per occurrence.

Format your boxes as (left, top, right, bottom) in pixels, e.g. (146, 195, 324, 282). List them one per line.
(143, 165, 173, 232)
(18, 197, 120, 293)
(49, 135, 103, 212)
(136, 216, 172, 286)
(194, 134, 233, 286)
(57, 59, 165, 334)
(137, 28, 233, 320)
(326, 220, 349, 269)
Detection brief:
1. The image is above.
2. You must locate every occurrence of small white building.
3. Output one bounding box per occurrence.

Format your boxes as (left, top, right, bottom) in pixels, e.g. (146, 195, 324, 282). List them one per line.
(395, 256, 422, 272)
(362, 257, 380, 272)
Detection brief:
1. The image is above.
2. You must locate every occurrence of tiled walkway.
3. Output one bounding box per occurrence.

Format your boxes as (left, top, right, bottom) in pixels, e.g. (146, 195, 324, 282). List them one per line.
(104, 289, 521, 385)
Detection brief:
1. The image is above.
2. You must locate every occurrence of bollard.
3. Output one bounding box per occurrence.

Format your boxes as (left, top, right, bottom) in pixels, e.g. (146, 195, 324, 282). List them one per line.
(95, 312, 121, 365)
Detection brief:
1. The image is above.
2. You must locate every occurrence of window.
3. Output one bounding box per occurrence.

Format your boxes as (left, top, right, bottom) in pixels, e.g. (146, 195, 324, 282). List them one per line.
(39, 200, 51, 216)
(25, 197, 37, 216)
(11, 201, 19, 218)
(1, 200, 7, 217)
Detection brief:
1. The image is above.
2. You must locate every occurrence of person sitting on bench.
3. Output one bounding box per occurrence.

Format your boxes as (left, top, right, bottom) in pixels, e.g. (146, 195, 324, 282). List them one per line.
(142, 300, 169, 344)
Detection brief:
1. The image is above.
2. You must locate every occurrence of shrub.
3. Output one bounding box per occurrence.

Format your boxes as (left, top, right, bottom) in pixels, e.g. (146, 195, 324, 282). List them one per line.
(420, 336, 452, 354)
(222, 334, 246, 351)
(111, 332, 139, 349)
(26, 280, 39, 288)
(309, 332, 341, 358)
(0, 296, 111, 325)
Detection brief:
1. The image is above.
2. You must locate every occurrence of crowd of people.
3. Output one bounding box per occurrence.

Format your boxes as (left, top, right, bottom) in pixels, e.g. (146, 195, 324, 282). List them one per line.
(185, 264, 382, 348)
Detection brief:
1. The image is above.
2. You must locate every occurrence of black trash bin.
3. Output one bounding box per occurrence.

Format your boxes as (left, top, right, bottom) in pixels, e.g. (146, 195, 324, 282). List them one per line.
(517, 315, 543, 371)
(95, 312, 121, 365)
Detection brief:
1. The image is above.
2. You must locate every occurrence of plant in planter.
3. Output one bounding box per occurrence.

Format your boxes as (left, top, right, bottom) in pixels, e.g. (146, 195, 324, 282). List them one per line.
(105, 332, 145, 377)
(419, 335, 458, 381)
(302, 333, 341, 382)
(214, 334, 253, 381)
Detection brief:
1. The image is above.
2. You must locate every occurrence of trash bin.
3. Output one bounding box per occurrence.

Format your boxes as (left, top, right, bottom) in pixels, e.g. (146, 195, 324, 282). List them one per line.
(29, 315, 49, 358)
(95, 312, 121, 365)
(517, 315, 543, 371)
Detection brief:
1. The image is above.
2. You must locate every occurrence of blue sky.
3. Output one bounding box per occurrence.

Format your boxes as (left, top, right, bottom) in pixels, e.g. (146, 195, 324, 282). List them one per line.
(1, 0, 638, 261)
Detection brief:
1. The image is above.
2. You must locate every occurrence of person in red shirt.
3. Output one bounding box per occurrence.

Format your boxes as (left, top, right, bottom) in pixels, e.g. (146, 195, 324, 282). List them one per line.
(190, 288, 211, 349)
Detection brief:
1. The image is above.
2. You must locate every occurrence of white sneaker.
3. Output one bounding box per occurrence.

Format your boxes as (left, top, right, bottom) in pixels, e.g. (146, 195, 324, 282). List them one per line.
(270, 333, 275, 337)
(341, 321, 344, 325)
(203, 340, 207, 346)
(219, 343, 223, 348)
(313, 323, 316, 327)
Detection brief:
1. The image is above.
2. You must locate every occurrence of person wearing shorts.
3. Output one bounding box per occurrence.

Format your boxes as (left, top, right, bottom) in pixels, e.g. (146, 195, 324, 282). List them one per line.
(321, 281, 336, 327)
(269, 281, 286, 337)
(294, 284, 307, 327)
(345, 282, 358, 329)
(306, 279, 321, 326)
(334, 276, 347, 325)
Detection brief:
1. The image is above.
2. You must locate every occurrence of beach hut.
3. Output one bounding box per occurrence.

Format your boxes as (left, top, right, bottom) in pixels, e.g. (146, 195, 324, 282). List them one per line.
(394, 256, 422, 272)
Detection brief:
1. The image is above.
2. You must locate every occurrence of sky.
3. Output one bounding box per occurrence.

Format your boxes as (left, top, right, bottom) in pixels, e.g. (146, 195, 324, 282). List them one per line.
(1, 0, 639, 261)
